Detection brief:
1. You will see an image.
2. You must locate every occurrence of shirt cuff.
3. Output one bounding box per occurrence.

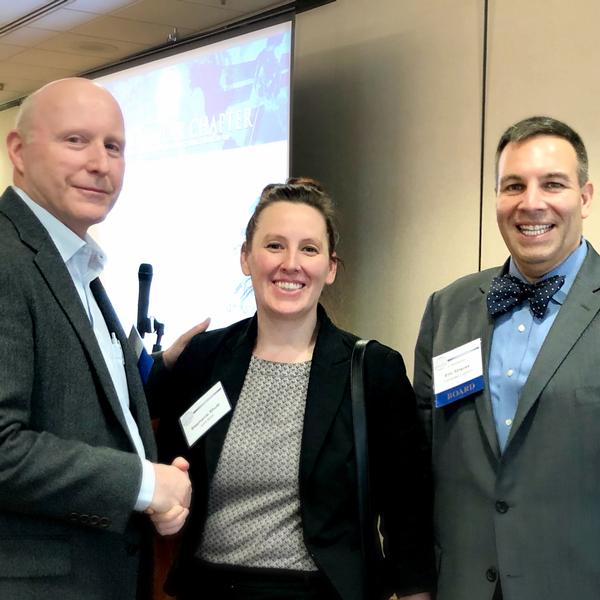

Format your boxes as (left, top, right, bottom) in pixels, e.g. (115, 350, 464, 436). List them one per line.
(134, 458, 156, 512)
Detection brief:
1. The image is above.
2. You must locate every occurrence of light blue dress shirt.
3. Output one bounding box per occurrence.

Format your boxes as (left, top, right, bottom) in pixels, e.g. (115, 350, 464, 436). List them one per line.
(488, 240, 587, 452)
(14, 186, 155, 510)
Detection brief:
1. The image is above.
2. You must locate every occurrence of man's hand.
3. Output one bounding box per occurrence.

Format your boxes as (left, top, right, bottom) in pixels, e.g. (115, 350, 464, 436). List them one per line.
(150, 504, 189, 536)
(148, 457, 191, 514)
(147, 457, 192, 535)
(161, 319, 210, 370)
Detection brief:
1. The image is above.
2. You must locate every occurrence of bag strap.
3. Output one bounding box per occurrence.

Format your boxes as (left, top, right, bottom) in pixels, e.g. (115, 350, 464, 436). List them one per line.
(351, 338, 373, 595)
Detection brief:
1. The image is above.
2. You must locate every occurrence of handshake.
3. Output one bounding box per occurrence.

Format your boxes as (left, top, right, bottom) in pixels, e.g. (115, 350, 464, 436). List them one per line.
(142, 319, 212, 536)
(146, 457, 192, 536)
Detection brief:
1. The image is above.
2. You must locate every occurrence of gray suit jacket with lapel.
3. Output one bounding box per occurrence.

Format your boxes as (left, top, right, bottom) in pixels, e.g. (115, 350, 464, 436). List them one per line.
(0, 187, 157, 600)
(414, 241, 600, 600)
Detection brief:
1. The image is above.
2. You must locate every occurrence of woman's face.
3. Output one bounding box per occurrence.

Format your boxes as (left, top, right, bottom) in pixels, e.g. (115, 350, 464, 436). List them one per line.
(241, 201, 337, 322)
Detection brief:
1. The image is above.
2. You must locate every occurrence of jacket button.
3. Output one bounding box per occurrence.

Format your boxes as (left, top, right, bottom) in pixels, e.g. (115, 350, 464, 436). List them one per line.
(486, 567, 498, 582)
(495, 500, 509, 513)
(89, 515, 100, 526)
(99, 517, 111, 529)
(126, 543, 139, 556)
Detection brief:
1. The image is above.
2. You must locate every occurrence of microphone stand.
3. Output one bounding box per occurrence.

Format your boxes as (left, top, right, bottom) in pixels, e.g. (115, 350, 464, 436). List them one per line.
(139, 317, 165, 353)
(152, 319, 164, 353)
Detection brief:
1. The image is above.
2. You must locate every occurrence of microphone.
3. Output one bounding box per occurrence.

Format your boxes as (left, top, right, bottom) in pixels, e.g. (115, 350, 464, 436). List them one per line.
(137, 263, 153, 338)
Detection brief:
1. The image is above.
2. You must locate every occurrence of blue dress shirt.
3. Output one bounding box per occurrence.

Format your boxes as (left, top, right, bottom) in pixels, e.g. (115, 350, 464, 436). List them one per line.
(488, 241, 587, 452)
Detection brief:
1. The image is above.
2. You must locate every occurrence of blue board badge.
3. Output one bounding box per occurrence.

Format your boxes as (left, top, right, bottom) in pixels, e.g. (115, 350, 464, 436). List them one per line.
(128, 326, 154, 385)
(433, 338, 484, 408)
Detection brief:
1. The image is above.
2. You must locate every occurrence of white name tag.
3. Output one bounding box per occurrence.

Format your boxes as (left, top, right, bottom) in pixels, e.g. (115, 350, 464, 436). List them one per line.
(433, 338, 484, 408)
(179, 381, 231, 447)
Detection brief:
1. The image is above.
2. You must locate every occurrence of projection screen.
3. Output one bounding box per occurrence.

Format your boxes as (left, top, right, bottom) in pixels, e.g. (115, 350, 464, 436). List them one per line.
(91, 17, 292, 348)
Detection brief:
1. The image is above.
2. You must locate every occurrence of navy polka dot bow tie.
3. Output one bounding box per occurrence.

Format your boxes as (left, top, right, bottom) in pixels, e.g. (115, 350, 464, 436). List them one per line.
(487, 274, 565, 319)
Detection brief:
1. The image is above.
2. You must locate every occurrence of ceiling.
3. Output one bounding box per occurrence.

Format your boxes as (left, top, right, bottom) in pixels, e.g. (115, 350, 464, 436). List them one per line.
(0, 0, 295, 109)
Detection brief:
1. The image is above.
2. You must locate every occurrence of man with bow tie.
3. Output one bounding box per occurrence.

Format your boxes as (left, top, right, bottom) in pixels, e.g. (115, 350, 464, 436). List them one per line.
(414, 116, 598, 600)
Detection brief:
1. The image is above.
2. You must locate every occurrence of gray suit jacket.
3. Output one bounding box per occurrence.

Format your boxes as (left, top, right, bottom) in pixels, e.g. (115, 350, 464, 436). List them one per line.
(0, 188, 157, 600)
(414, 242, 600, 600)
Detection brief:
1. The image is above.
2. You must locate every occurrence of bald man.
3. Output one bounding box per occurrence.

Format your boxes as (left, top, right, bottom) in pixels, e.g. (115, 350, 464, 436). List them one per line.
(0, 78, 192, 600)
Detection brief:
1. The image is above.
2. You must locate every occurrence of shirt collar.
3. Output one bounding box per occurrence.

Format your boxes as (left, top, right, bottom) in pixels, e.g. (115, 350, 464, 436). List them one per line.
(12, 186, 107, 277)
(508, 238, 588, 305)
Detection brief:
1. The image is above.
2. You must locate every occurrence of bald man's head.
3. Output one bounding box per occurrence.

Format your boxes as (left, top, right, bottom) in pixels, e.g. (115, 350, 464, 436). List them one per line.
(7, 78, 126, 238)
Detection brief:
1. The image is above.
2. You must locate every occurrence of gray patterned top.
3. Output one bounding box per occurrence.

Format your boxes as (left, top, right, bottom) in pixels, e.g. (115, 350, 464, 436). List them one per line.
(200, 355, 318, 571)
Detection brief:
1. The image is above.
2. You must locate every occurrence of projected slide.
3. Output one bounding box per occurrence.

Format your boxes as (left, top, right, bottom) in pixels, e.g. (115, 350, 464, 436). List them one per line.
(92, 20, 291, 348)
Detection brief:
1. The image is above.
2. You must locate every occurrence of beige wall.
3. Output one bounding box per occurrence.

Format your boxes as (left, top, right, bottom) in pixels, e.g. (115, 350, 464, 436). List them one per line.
(0, 106, 17, 190)
(294, 0, 600, 374)
(2, 0, 599, 375)
(294, 0, 483, 372)
(481, 0, 600, 268)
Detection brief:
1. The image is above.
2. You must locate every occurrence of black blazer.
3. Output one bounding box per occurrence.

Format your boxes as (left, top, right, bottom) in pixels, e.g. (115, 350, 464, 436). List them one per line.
(150, 306, 434, 599)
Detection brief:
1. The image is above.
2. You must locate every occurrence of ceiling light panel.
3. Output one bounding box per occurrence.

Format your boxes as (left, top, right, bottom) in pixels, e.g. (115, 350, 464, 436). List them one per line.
(0, 1, 74, 36)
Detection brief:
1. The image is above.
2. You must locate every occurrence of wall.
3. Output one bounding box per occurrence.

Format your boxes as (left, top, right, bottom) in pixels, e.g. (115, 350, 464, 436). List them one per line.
(293, 0, 483, 373)
(481, 0, 600, 268)
(293, 0, 600, 374)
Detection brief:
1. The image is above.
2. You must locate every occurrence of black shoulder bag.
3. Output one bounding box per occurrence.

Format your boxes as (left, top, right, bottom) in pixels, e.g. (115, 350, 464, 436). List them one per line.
(351, 339, 375, 599)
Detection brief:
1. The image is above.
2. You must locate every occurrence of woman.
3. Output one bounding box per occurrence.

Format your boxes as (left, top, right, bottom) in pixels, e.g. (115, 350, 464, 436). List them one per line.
(148, 179, 434, 600)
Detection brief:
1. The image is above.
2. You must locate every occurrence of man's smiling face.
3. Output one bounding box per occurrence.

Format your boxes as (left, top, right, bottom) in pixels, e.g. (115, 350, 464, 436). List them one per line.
(496, 134, 593, 281)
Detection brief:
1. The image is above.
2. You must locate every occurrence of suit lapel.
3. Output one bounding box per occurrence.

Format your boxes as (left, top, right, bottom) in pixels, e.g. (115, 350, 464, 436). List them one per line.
(204, 318, 255, 479)
(90, 278, 156, 460)
(507, 246, 600, 449)
(471, 278, 502, 460)
(34, 241, 134, 441)
(300, 309, 351, 482)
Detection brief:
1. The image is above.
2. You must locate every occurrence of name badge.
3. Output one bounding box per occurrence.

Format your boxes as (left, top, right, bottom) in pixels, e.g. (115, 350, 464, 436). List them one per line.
(179, 381, 232, 447)
(433, 338, 484, 408)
